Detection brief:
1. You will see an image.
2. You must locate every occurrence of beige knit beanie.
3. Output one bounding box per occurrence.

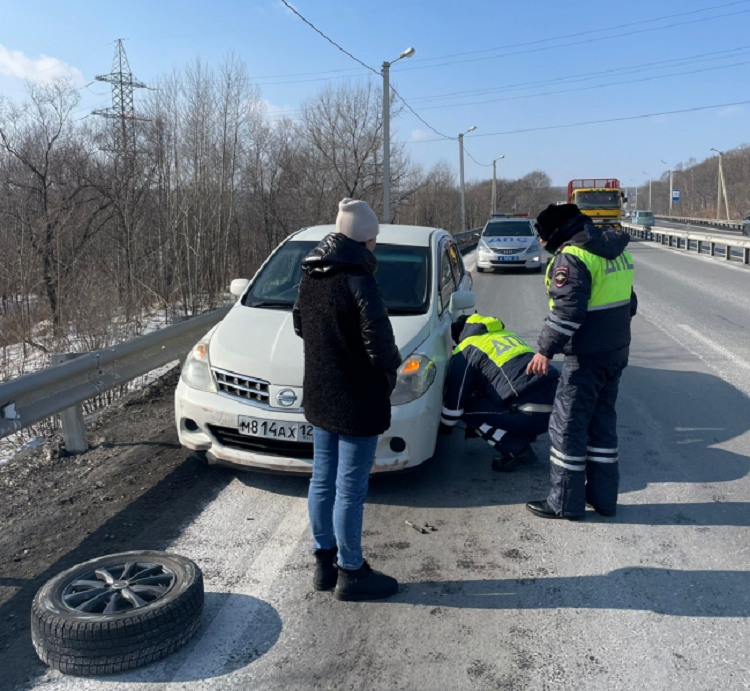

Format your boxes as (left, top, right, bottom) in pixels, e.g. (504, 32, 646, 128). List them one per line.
(335, 198, 379, 243)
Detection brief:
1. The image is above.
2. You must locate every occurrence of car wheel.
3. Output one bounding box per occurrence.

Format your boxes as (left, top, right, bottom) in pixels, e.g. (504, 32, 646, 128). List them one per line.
(32, 551, 204, 676)
(535, 265, 543, 274)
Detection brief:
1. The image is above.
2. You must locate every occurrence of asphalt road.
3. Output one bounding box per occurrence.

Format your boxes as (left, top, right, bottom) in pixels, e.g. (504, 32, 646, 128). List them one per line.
(20, 238, 750, 691)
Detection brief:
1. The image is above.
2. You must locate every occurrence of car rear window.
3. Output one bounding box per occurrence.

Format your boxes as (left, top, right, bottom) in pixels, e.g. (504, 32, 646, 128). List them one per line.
(483, 221, 534, 237)
(243, 240, 431, 315)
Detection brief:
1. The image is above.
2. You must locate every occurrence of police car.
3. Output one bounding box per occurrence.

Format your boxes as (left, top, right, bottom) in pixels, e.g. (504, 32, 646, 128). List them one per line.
(477, 213, 543, 273)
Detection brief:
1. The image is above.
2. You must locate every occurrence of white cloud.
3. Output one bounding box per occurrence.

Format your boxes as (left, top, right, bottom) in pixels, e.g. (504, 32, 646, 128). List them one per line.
(719, 105, 742, 118)
(0, 44, 82, 84)
(408, 128, 434, 142)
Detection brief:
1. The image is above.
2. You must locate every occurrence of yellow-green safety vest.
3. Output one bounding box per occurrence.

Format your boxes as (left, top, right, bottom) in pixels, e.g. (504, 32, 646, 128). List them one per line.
(453, 314, 534, 367)
(546, 246, 634, 312)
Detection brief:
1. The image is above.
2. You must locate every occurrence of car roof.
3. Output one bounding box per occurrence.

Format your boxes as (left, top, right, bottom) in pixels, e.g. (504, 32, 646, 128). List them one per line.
(289, 224, 444, 247)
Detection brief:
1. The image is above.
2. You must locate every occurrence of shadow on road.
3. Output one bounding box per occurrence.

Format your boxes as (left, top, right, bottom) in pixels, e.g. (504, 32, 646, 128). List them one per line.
(397, 567, 750, 617)
(89, 592, 282, 684)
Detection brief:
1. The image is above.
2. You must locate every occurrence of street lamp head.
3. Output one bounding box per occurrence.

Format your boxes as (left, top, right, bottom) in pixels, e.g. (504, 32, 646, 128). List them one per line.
(399, 47, 416, 59)
(710, 147, 723, 155)
(467, 126, 477, 134)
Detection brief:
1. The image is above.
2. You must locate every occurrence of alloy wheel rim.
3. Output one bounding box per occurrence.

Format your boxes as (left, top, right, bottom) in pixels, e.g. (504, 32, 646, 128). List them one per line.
(61, 562, 176, 614)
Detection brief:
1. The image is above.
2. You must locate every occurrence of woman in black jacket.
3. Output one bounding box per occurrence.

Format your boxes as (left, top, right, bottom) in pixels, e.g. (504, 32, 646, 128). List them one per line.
(293, 198, 402, 601)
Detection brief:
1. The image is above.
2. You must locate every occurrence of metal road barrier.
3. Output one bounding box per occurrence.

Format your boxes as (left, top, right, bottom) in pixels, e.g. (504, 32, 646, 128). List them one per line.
(624, 223, 750, 265)
(0, 307, 230, 451)
(653, 215, 745, 232)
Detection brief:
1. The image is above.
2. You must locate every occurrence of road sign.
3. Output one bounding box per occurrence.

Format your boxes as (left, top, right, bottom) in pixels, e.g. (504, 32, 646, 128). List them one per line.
(672, 189, 681, 201)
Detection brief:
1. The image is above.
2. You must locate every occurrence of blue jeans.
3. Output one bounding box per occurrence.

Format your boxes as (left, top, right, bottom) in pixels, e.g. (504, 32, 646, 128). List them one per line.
(308, 427, 378, 570)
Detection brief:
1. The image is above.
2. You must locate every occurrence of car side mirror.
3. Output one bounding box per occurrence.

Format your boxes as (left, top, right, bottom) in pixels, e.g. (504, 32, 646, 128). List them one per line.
(449, 290, 476, 314)
(230, 278, 250, 297)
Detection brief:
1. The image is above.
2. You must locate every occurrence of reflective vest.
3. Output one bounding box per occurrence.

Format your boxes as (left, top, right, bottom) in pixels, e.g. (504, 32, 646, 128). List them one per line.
(546, 246, 634, 312)
(453, 314, 533, 366)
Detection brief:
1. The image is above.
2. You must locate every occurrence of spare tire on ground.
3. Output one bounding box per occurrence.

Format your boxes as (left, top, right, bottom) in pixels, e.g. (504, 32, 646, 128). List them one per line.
(31, 550, 203, 676)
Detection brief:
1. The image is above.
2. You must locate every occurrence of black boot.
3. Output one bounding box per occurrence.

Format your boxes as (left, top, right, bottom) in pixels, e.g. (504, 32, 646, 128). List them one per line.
(492, 445, 538, 472)
(313, 547, 339, 591)
(335, 560, 398, 602)
(526, 500, 583, 521)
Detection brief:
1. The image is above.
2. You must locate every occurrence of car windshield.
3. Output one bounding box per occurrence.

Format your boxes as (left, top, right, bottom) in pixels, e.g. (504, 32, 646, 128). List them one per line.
(242, 240, 431, 315)
(637, 211, 653, 218)
(575, 192, 622, 209)
(483, 221, 534, 237)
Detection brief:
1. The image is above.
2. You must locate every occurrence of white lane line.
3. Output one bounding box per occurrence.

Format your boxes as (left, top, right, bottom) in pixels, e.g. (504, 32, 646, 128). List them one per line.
(170, 497, 309, 683)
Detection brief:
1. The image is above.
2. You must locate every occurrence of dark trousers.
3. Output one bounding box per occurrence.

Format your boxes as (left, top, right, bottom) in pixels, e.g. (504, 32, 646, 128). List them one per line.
(547, 351, 627, 518)
(463, 380, 558, 458)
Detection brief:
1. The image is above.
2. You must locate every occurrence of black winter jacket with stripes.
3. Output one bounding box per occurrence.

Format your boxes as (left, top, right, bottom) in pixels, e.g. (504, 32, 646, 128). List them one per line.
(537, 216, 638, 360)
(441, 320, 560, 427)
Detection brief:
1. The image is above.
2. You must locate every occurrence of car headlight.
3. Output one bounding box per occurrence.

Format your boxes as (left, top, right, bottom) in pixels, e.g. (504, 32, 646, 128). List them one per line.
(391, 355, 437, 406)
(180, 339, 217, 392)
(478, 240, 491, 254)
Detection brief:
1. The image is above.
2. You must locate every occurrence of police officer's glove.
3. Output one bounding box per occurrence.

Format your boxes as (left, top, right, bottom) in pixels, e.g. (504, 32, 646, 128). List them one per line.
(438, 423, 453, 436)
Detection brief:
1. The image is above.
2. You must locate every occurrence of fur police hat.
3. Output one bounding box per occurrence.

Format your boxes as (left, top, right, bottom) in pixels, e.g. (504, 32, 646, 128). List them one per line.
(535, 203, 580, 241)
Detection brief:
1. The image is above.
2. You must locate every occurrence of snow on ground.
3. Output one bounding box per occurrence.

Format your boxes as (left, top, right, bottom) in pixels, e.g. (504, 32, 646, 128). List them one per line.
(0, 294, 234, 466)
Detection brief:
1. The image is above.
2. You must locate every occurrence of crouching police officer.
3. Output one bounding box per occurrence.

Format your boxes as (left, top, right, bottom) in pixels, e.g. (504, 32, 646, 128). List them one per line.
(526, 203, 637, 520)
(440, 314, 560, 472)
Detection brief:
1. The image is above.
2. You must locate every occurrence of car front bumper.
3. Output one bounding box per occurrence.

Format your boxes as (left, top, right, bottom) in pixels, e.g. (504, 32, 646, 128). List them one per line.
(477, 252, 542, 270)
(175, 378, 442, 474)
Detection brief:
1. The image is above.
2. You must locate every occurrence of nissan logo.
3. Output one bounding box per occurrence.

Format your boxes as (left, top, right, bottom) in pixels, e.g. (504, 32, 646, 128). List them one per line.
(276, 389, 298, 408)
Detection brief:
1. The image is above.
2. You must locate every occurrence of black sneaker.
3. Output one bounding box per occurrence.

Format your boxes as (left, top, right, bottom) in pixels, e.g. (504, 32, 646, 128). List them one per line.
(313, 547, 339, 591)
(335, 560, 399, 602)
(492, 445, 539, 472)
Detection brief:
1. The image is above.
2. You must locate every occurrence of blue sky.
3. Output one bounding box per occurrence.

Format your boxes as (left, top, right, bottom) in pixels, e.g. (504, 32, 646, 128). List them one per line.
(1, 0, 748, 187)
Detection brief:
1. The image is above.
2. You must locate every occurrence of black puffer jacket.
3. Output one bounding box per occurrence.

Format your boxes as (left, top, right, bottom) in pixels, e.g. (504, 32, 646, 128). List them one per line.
(293, 233, 401, 437)
(538, 214, 637, 360)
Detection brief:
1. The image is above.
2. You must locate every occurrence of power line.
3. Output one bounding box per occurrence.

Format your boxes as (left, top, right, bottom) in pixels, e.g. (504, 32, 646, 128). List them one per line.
(407, 0, 750, 65)
(396, 7, 750, 74)
(407, 45, 750, 104)
(417, 58, 750, 112)
(279, 0, 451, 140)
(278, 0, 378, 77)
(406, 99, 750, 143)
(463, 147, 492, 167)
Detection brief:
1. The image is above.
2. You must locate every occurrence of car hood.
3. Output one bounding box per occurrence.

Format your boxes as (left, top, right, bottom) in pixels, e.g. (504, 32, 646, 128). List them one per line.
(208, 305, 432, 387)
(482, 236, 537, 250)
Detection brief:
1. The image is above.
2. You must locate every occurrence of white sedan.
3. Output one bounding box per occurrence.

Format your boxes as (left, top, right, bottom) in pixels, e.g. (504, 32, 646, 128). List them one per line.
(175, 224, 475, 474)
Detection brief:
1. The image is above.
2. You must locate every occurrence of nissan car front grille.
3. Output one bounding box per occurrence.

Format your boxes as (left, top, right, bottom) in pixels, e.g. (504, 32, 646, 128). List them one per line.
(213, 369, 270, 405)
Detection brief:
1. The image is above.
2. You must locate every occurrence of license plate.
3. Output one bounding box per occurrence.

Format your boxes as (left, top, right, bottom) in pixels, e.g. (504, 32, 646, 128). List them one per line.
(495, 256, 519, 262)
(238, 417, 313, 443)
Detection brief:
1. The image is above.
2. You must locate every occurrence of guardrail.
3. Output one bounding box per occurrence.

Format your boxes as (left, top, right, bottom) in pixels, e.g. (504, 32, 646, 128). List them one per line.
(653, 215, 746, 232)
(624, 223, 750, 265)
(0, 307, 230, 451)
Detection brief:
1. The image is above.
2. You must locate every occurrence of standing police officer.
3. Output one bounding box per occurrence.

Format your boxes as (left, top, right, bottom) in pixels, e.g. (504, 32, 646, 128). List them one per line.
(440, 314, 560, 472)
(526, 204, 637, 520)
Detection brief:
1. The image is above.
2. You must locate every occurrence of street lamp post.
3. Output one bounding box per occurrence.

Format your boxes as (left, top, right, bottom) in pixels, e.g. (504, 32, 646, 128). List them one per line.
(710, 148, 730, 220)
(382, 46, 415, 224)
(491, 155, 505, 215)
(642, 172, 651, 211)
(630, 179, 638, 209)
(661, 160, 673, 216)
(458, 126, 477, 232)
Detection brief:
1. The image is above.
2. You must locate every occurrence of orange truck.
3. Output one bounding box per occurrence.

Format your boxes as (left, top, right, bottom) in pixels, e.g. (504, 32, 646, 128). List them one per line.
(567, 178, 626, 231)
